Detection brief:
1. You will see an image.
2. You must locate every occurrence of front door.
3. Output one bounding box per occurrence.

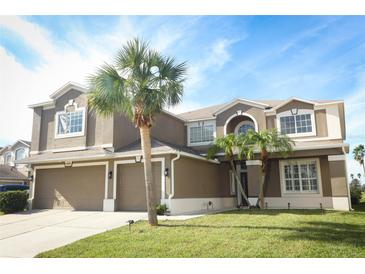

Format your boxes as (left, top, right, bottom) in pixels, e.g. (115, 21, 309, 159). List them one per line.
(236, 162, 249, 206)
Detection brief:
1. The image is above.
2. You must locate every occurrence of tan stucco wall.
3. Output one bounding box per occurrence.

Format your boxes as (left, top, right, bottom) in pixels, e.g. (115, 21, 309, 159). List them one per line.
(216, 103, 266, 137)
(276, 100, 314, 113)
(264, 159, 282, 197)
(113, 113, 139, 150)
(247, 165, 261, 197)
(174, 156, 231, 198)
(329, 160, 348, 197)
(266, 116, 276, 130)
(315, 109, 328, 137)
(113, 112, 186, 150)
(152, 113, 186, 146)
(263, 155, 343, 198)
(86, 110, 113, 147)
(31, 107, 42, 152)
(36, 89, 115, 152)
(338, 102, 346, 140)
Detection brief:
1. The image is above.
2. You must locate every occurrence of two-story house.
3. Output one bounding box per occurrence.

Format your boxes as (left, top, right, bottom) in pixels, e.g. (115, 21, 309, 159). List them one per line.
(0, 140, 31, 184)
(18, 82, 351, 214)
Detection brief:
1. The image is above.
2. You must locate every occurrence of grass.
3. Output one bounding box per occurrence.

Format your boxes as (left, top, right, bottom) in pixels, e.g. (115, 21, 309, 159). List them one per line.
(37, 203, 365, 258)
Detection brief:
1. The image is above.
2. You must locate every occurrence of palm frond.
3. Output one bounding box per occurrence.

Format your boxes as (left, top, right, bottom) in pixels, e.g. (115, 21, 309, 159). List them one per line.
(87, 38, 187, 126)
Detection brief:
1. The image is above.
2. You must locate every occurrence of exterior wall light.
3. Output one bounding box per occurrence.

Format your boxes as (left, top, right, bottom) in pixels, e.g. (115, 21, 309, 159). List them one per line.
(108, 171, 113, 179)
(135, 155, 142, 163)
(164, 168, 169, 177)
(64, 160, 73, 167)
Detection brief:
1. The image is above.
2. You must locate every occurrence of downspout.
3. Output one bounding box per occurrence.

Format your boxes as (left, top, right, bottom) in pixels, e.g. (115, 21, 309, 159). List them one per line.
(342, 146, 353, 211)
(168, 151, 181, 213)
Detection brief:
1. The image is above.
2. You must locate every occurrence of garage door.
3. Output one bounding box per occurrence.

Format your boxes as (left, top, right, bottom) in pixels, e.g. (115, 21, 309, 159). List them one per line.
(33, 166, 105, 210)
(117, 162, 161, 211)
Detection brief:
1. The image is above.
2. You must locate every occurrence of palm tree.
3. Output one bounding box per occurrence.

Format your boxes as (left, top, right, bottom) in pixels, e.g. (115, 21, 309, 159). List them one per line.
(239, 129, 293, 209)
(88, 38, 187, 226)
(207, 134, 252, 207)
(353, 144, 365, 176)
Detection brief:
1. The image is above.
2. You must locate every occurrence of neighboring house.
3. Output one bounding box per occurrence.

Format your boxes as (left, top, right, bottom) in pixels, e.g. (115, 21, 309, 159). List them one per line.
(0, 165, 29, 185)
(18, 82, 351, 214)
(0, 140, 31, 185)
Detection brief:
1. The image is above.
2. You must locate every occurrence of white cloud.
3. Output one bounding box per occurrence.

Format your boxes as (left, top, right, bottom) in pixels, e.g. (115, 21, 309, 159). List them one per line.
(185, 37, 242, 94)
(0, 16, 197, 145)
(0, 16, 138, 145)
(344, 70, 365, 142)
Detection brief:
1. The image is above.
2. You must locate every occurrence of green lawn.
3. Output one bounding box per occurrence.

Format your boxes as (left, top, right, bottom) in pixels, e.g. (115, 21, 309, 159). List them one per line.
(37, 203, 365, 258)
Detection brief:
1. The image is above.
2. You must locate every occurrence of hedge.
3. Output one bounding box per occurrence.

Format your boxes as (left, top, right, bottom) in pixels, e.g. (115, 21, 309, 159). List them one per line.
(0, 191, 29, 214)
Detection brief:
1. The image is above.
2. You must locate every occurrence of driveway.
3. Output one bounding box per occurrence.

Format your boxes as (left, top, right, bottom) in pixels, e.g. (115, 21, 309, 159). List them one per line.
(0, 210, 174, 258)
(0, 209, 199, 258)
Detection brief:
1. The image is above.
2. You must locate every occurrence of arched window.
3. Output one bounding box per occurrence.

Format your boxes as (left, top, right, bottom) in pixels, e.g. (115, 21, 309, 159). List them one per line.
(234, 121, 255, 135)
(4, 153, 12, 164)
(15, 148, 26, 160)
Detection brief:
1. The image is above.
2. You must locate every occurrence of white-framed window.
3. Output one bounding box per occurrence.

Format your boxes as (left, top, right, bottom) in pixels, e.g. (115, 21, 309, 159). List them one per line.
(187, 120, 216, 146)
(229, 170, 236, 195)
(55, 101, 86, 139)
(277, 109, 316, 137)
(234, 120, 255, 135)
(15, 148, 26, 160)
(279, 158, 322, 195)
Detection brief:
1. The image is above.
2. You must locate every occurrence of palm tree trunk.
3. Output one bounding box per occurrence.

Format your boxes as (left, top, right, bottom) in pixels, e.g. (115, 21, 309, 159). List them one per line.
(229, 160, 251, 207)
(139, 125, 158, 226)
(256, 160, 271, 209)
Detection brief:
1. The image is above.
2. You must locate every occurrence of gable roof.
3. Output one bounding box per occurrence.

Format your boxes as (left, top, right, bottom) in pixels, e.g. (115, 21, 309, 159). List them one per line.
(213, 98, 269, 115)
(0, 146, 11, 155)
(29, 82, 87, 108)
(116, 138, 203, 157)
(11, 140, 31, 149)
(177, 98, 342, 121)
(0, 165, 29, 181)
(49, 82, 88, 100)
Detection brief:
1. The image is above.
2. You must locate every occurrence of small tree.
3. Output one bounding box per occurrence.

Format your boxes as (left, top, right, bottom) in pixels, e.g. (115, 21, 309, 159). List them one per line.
(350, 178, 363, 205)
(353, 144, 365, 176)
(207, 134, 251, 207)
(238, 129, 293, 209)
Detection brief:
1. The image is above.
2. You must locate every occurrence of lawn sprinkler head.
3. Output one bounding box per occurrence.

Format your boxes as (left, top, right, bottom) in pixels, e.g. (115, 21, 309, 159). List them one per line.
(127, 220, 134, 232)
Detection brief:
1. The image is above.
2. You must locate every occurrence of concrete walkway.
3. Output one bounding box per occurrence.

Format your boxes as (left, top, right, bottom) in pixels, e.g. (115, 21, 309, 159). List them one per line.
(0, 209, 201, 258)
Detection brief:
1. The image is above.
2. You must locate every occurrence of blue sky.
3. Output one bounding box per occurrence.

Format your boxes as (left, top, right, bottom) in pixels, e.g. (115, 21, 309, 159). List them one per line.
(0, 16, 364, 178)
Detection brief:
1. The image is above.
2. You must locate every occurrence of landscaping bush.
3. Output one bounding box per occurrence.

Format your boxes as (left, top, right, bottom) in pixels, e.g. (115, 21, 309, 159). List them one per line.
(350, 179, 363, 205)
(156, 203, 168, 215)
(0, 191, 29, 214)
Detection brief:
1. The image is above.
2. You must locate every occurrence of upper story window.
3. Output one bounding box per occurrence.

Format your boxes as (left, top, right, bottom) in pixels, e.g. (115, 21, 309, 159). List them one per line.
(277, 109, 316, 137)
(280, 158, 321, 195)
(55, 100, 86, 139)
(4, 153, 12, 164)
(15, 148, 26, 161)
(187, 120, 216, 146)
(234, 120, 255, 135)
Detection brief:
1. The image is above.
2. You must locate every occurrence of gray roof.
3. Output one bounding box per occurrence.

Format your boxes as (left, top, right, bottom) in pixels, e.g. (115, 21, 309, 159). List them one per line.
(0, 165, 29, 181)
(17, 148, 112, 164)
(18, 139, 205, 164)
(177, 98, 340, 121)
(116, 138, 203, 157)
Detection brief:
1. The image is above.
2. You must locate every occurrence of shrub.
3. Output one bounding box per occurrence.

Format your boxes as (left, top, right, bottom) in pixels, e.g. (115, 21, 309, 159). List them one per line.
(350, 179, 363, 205)
(0, 191, 29, 214)
(156, 203, 168, 215)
